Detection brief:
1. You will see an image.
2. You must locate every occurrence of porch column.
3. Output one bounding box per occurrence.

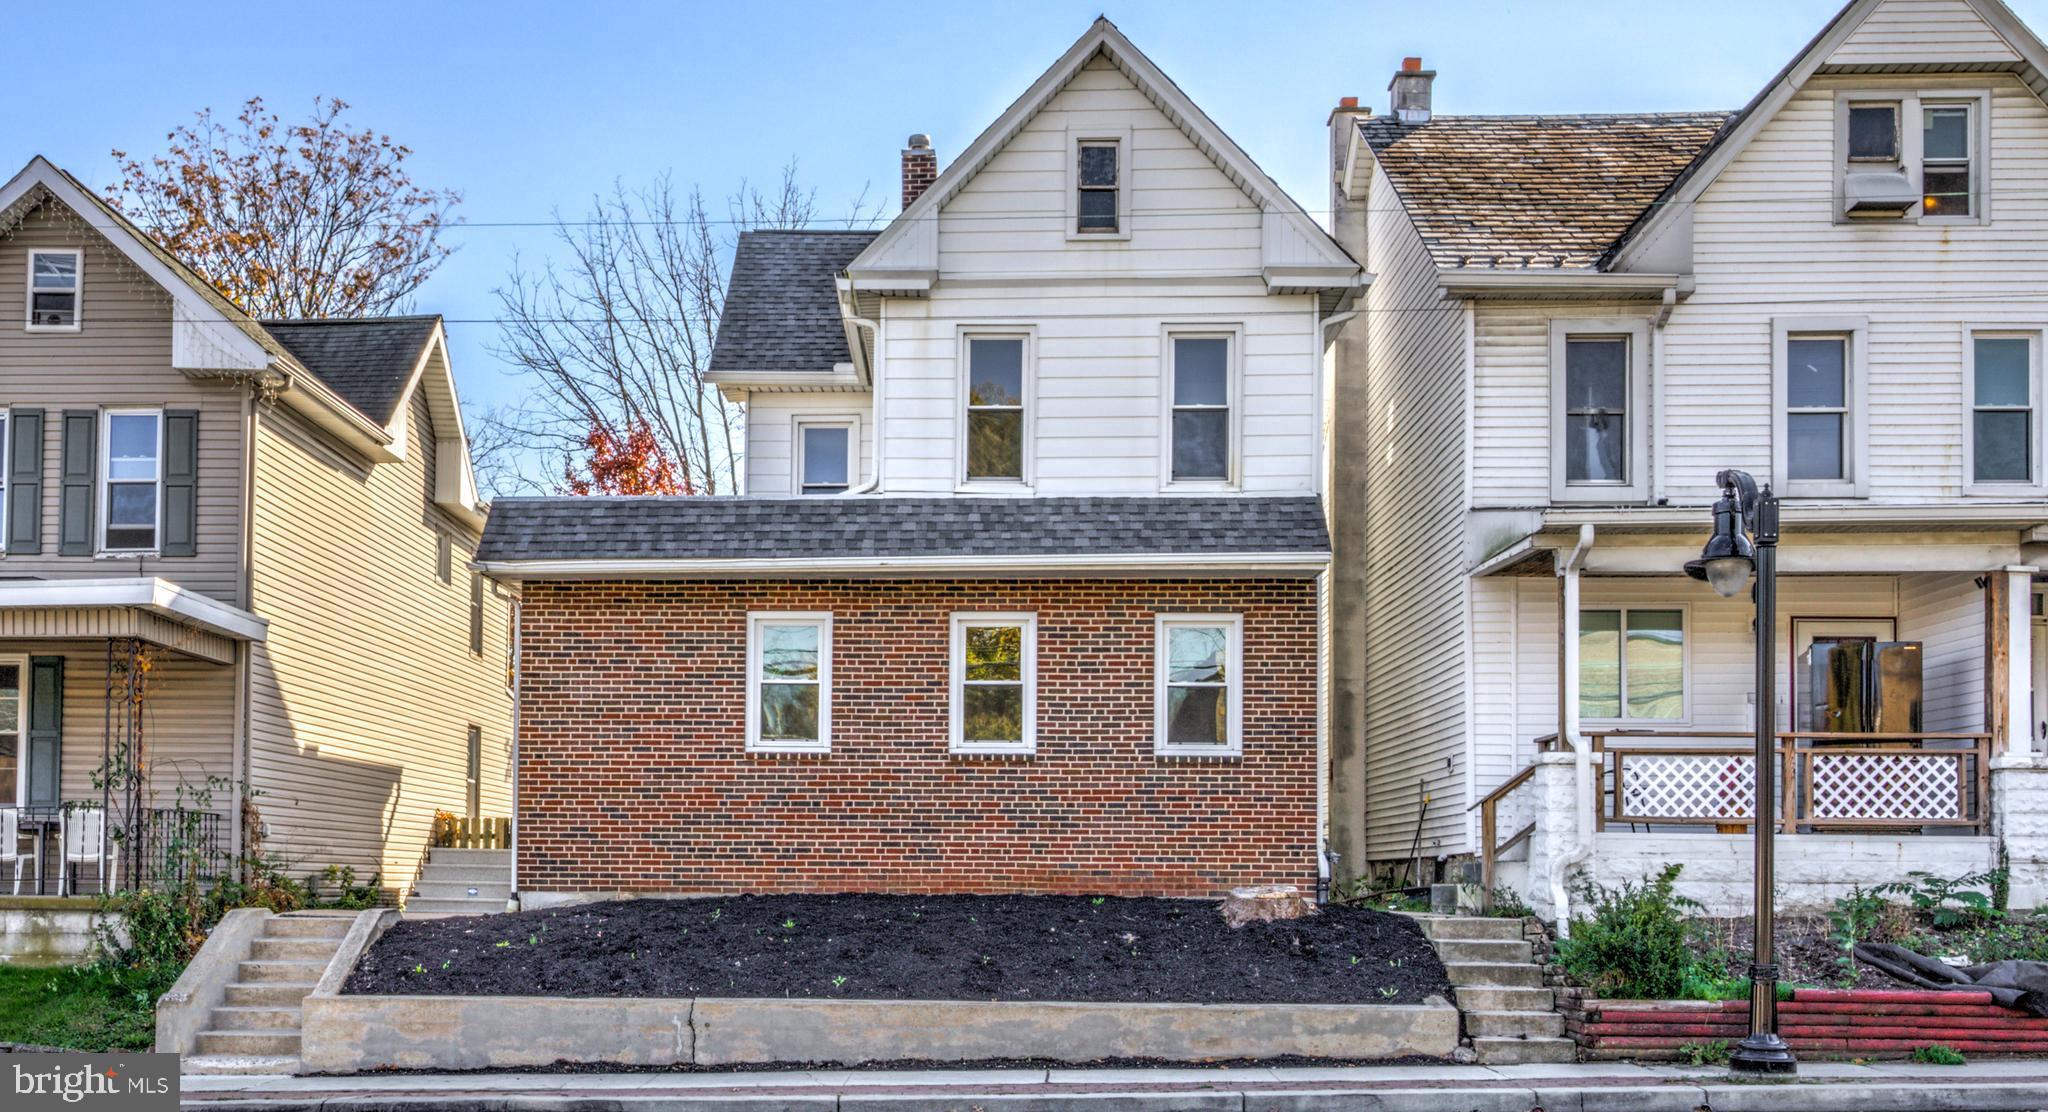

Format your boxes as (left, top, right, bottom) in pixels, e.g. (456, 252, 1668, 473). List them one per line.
(1999, 567, 2036, 758)
(1992, 565, 2048, 907)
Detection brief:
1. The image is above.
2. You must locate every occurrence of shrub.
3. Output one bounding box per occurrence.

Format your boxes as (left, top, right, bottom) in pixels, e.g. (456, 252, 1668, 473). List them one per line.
(1677, 1040, 1730, 1066)
(1554, 863, 1704, 999)
(1876, 869, 2005, 930)
(1827, 885, 1911, 985)
(309, 865, 382, 910)
(1483, 886, 1535, 919)
(1912, 1043, 1966, 1066)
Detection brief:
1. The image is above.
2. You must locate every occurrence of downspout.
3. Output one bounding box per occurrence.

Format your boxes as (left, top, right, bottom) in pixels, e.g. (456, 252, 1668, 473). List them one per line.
(1549, 523, 1596, 936)
(844, 277, 886, 495)
(231, 381, 259, 867)
(507, 592, 521, 910)
(1650, 287, 1677, 506)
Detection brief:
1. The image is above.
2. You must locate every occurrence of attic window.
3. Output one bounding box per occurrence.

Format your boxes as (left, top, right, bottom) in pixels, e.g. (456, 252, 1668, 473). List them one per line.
(1076, 141, 1119, 233)
(26, 251, 79, 331)
(1847, 104, 1899, 161)
(1923, 103, 1973, 217)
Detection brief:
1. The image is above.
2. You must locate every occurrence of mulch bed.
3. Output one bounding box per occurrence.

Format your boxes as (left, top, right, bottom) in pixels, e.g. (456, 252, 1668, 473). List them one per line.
(1695, 916, 1916, 991)
(345, 895, 1448, 1005)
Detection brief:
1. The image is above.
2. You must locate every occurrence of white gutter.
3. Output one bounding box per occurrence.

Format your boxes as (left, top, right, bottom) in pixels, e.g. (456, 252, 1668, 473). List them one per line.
(477, 550, 1331, 582)
(0, 576, 269, 642)
(843, 310, 884, 495)
(1550, 524, 1595, 937)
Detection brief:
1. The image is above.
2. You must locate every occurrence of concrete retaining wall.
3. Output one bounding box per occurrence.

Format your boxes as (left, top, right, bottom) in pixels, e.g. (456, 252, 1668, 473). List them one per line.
(0, 899, 105, 966)
(299, 992, 1458, 1072)
(155, 907, 272, 1054)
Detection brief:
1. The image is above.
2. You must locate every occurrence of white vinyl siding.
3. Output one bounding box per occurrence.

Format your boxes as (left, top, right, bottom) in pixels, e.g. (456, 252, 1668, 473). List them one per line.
(1823, 0, 2020, 68)
(741, 393, 874, 497)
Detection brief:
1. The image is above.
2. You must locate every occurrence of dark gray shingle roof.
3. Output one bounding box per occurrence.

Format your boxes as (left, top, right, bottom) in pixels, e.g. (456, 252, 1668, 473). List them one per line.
(261, 316, 440, 424)
(707, 230, 879, 377)
(476, 496, 1328, 564)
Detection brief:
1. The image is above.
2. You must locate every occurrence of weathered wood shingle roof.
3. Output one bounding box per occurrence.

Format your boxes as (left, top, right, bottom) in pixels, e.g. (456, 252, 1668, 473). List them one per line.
(1360, 112, 1734, 270)
(707, 229, 880, 376)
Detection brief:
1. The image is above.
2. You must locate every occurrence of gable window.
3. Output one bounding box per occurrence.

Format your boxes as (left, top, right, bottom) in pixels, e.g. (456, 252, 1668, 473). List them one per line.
(745, 612, 831, 754)
(1579, 608, 1686, 723)
(794, 418, 856, 496)
(1154, 614, 1243, 757)
(1772, 316, 1867, 498)
(26, 251, 80, 331)
(949, 613, 1036, 755)
(100, 409, 161, 552)
(1847, 103, 1900, 161)
(1077, 141, 1119, 233)
(1168, 333, 1233, 484)
(963, 334, 1027, 484)
(1923, 103, 1973, 218)
(1967, 331, 2041, 489)
(1549, 320, 1648, 502)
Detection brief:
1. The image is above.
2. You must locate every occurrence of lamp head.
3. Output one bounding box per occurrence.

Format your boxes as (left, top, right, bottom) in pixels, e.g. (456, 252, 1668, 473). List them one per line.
(1685, 491, 1756, 597)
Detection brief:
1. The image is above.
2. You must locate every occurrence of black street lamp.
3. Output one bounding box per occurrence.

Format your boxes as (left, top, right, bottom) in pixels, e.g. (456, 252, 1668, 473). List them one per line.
(1684, 469, 1797, 1076)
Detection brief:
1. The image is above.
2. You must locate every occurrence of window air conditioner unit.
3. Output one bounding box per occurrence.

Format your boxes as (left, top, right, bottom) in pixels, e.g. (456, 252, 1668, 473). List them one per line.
(1843, 169, 1917, 218)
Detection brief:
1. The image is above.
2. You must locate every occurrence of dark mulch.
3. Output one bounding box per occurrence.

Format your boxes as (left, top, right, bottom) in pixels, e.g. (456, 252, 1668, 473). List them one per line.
(1697, 915, 1917, 991)
(345, 895, 1448, 1004)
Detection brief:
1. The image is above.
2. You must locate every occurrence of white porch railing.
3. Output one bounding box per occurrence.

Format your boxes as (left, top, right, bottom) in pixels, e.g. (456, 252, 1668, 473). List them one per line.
(1587, 731, 1991, 835)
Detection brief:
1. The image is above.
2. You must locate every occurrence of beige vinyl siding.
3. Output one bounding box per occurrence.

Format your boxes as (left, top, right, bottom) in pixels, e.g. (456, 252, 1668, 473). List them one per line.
(936, 55, 1262, 277)
(1825, 0, 2020, 67)
(0, 199, 247, 601)
(247, 388, 511, 891)
(741, 391, 875, 496)
(43, 644, 238, 811)
(1359, 158, 1470, 860)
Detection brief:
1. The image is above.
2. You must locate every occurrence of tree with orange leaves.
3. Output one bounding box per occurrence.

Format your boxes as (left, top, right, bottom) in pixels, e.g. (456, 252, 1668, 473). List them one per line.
(562, 419, 688, 496)
(105, 96, 461, 318)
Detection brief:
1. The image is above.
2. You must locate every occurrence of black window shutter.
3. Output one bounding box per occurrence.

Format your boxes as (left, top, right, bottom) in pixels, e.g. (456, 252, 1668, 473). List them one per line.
(162, 409, 199, 557)
(7, 409, 42, 554)
(25, 656, 62, 810)
(58, 411, 96, 556)
(469, 572, 485, 655)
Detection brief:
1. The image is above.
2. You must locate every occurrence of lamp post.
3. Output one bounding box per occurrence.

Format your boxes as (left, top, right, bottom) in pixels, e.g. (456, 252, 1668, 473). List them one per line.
(1684, 469, 1796, 1076)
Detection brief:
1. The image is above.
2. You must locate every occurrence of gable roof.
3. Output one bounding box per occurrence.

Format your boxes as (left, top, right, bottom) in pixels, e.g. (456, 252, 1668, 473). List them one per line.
(1359, 113, 1732, 270)
(848, 17, 1359, 295)
(262, 316, 443, 425)
(707, 230, 878, 378)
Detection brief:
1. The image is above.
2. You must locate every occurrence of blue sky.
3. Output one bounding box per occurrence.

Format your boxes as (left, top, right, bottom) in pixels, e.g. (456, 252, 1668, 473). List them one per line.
(14, 0, 2048, 436)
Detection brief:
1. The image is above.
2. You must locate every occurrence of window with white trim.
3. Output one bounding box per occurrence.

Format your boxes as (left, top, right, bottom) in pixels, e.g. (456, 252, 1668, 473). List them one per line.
(1968, 331, 2040, 488)
(1549, 320, 1648, 502)
(745, 613, 831, 753)
(1772, 316, 1867, 498)
(1847, 102, 1901, 162)
(1579, 607, 1686, 723)
(795, 418, 856, 496)
(1922, 102, 1974, 218)
(1076, 140, 1119, 234)
(1154, 614, 1243, 757)
(101, 409, 161, 552)
(27, 251, 80, 331)
(1168, 334, 1232, 484)
(949, 613, 1035, 755)
(1833, 91, 1987, 224)
(963, 335, 1027, 484)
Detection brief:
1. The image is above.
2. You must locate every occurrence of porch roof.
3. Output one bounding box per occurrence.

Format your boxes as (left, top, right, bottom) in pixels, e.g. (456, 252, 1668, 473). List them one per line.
(0, 578, 266, 665)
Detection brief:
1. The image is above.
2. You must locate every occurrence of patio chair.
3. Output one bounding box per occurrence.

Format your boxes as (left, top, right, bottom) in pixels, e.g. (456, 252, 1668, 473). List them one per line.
(57, 809, 115, 897)
(0, 807, 36, 895)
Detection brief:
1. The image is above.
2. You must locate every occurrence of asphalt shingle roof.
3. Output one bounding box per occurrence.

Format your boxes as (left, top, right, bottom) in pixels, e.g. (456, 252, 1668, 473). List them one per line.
(476, 496, 1329, 564)
(260, 316, 441, 424)
(1361, 112, 1734, 270)
(708, 230, 880, 376)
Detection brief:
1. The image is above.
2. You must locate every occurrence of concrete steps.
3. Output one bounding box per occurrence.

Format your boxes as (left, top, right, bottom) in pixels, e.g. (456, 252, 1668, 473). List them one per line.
(407, 847, 511, 917)
(183, 912, 349, 1076)
(1414, 914, 1577, 1067)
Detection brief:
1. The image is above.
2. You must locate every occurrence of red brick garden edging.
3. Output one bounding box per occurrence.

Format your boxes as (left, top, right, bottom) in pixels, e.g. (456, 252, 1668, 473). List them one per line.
(1562, 988, 2048, 1059)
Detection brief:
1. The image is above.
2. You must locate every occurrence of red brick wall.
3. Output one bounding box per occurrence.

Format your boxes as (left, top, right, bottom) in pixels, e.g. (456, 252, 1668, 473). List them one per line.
(515, 578, 1319, 897)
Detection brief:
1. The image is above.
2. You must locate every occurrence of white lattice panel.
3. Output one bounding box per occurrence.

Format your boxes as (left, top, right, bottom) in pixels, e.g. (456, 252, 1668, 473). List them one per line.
(1808, 753, 1964, 821)
(1618, 755, 1756, 821)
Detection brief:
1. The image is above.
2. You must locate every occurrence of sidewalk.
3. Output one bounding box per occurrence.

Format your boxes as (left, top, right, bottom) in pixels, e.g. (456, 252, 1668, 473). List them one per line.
(181, 1059, 2048, 1111)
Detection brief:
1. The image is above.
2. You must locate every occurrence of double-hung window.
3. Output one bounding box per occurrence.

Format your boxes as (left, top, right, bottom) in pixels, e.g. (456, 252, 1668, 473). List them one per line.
(1076, 140, 1119, 234)
(1773, 317, 1867, 497)
(1550, 321, 1647, 501)
(1167, 333, 1233, 485)
(795, 418, 856, 496)
(101, 409, 162, 552)
(1923, 102, 1974, 218)
(745, 613, 831, 754)
(1968, 331, 2040, 489)
(1579, 608, 1686, 723)
(949, 613, 1036, 755)
(27, 251, 80, 331)
(1154, 614, 1243, 757)
(963, 334, 1027, 484)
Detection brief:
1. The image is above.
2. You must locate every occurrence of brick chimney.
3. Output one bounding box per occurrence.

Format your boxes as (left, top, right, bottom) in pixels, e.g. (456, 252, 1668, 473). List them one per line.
(1389, 57, 1436, 125)
(901, 134, 938, 210)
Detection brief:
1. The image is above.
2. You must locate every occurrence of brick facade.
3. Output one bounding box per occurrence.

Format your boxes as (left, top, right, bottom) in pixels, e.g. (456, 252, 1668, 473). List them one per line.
(515, 577, 1320, 897)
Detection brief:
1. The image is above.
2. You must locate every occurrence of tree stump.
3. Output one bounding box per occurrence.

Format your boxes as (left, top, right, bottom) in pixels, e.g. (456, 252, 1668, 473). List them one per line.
(1220, 885, 1317, 928)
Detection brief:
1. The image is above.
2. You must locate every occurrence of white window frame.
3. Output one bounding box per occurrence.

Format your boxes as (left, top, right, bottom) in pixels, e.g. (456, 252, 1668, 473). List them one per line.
(1963, 327, 2046, 495)
(1153, 613, 1244, 758)
(744, 612, 833, 755)
(1159, 326, 1242, 491)
(955, 328, 1035, 492)
(99, 407, 163, 555)
(1577, 604, 1692, 727)
(1772, 316, 1869, 499)
(0, 654, 25, 809)
(1065, 125, 1133, 242)
(25, 250, 82, 333)
(948, 612, 1037, 756)
(1833, 89, 1990, 226)
(1548, 319, 1650, 504)
(791, 414, 860, 497)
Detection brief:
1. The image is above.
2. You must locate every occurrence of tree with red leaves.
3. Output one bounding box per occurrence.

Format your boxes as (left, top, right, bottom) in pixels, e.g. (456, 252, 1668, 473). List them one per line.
(562, 419, 688, 496)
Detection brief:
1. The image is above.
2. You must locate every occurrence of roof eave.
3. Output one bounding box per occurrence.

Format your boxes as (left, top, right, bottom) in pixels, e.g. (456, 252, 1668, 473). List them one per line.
(476, 550, 1331, 582)
(1437, 268, 1687, 301)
